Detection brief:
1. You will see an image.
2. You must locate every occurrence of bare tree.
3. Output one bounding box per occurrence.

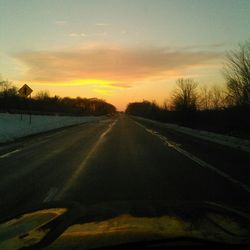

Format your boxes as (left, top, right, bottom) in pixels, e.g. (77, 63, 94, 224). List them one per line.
(199, 85, 212, 110)
(162, 98, 170, 111)
(0, 80, 17, 96)
(210, 85, 227, 109)
(34, 90, 50, 100)
(223, 40, 250, 106)
(171, 78, 199, 111)
(199, 84, 227, 110)
(0, 80, 11, 92)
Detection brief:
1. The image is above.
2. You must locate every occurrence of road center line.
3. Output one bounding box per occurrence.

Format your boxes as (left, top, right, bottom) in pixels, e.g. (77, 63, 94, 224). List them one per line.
(43, 187, 59, 202)
(134, 121, 250, 194)
(0, 149, 22, 159)
(55, 119, 118, 200)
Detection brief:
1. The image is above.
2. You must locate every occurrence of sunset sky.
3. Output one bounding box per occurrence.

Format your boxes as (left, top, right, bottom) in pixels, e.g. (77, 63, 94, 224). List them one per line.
(1, 0, 250, 110)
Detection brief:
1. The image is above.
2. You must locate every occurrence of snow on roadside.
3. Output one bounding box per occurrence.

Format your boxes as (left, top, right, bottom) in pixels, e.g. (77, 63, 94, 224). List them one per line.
(0, 113, 105, 143)
(134, 116, 250, 153)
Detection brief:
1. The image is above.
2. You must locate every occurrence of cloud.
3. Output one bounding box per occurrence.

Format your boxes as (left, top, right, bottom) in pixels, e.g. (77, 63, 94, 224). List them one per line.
(55, 20, 67, 26)
(95, 22, 110, 26)
(69, 33, 87, 37)
(182, 43, 225, 51)
(13, 45, 222, 88)
(68, 32, 107, 37)
(121, 30, 127, 35)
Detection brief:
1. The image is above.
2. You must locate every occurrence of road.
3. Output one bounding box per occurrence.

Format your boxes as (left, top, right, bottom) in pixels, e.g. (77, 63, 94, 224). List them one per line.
(0, 114, 249, 218)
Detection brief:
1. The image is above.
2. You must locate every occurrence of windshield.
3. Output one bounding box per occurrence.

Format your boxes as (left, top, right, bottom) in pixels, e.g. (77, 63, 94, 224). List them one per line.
(0, 0, 250, 248)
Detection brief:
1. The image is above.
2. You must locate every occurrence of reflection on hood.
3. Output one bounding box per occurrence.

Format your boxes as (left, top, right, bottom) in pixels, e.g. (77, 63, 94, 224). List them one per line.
(0, 201, 249, 249)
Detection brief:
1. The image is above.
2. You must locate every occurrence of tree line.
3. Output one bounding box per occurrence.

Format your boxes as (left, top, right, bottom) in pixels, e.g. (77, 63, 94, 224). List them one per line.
(0, 83, 116, 116)
(126, 40, 250, 138)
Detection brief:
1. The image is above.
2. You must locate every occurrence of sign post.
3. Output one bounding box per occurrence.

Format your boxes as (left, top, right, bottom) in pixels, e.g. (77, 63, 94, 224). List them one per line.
(18, 84, 33, 124)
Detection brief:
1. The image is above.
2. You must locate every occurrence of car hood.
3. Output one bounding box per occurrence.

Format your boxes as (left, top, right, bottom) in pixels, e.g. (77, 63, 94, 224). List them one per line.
(0, 200, 249, 249)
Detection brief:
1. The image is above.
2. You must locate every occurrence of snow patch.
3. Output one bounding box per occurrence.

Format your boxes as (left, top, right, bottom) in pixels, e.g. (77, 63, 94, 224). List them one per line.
(0, 113, 104, 143)
(134, 116, 250, 153)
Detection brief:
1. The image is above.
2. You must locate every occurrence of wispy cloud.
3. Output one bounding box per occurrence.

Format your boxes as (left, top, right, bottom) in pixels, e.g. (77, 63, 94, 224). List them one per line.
(95, 22, 110, 26)
(121, 30, 127, 35)
(69, 33, 87, 37)
(182, 43, 225, 51)
(55, 20, 67, 26)
(13, 45, 222, 88)
(68, 32, 107, 37)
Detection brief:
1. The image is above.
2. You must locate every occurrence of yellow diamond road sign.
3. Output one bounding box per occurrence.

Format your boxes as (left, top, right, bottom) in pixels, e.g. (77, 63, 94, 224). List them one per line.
(18, 84, 33, 97)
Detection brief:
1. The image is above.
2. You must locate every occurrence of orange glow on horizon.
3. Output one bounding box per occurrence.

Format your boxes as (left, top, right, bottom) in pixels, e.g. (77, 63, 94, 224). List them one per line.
(21, 79, 119, 87)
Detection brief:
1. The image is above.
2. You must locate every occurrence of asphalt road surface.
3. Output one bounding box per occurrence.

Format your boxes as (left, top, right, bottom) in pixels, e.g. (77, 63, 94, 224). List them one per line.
(0, 114, 250, 218)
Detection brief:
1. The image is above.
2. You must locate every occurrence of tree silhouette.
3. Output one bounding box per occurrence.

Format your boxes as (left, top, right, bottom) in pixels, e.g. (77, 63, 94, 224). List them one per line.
(172, 78, 198, 112)
(223, 40, 250, 107)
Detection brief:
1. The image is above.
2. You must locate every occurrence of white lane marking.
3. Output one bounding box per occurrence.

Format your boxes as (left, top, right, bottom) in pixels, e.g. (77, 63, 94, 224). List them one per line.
(134, 121, 250, 194)
(0, 149, 22, 159)
(43, 187, 59, 202)
(55, 119, 118, 200)
(205, 201, 250, 219)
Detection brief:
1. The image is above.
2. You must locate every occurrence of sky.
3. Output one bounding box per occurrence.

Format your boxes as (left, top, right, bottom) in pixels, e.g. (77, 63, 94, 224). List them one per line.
(0, 0, 250, 110)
